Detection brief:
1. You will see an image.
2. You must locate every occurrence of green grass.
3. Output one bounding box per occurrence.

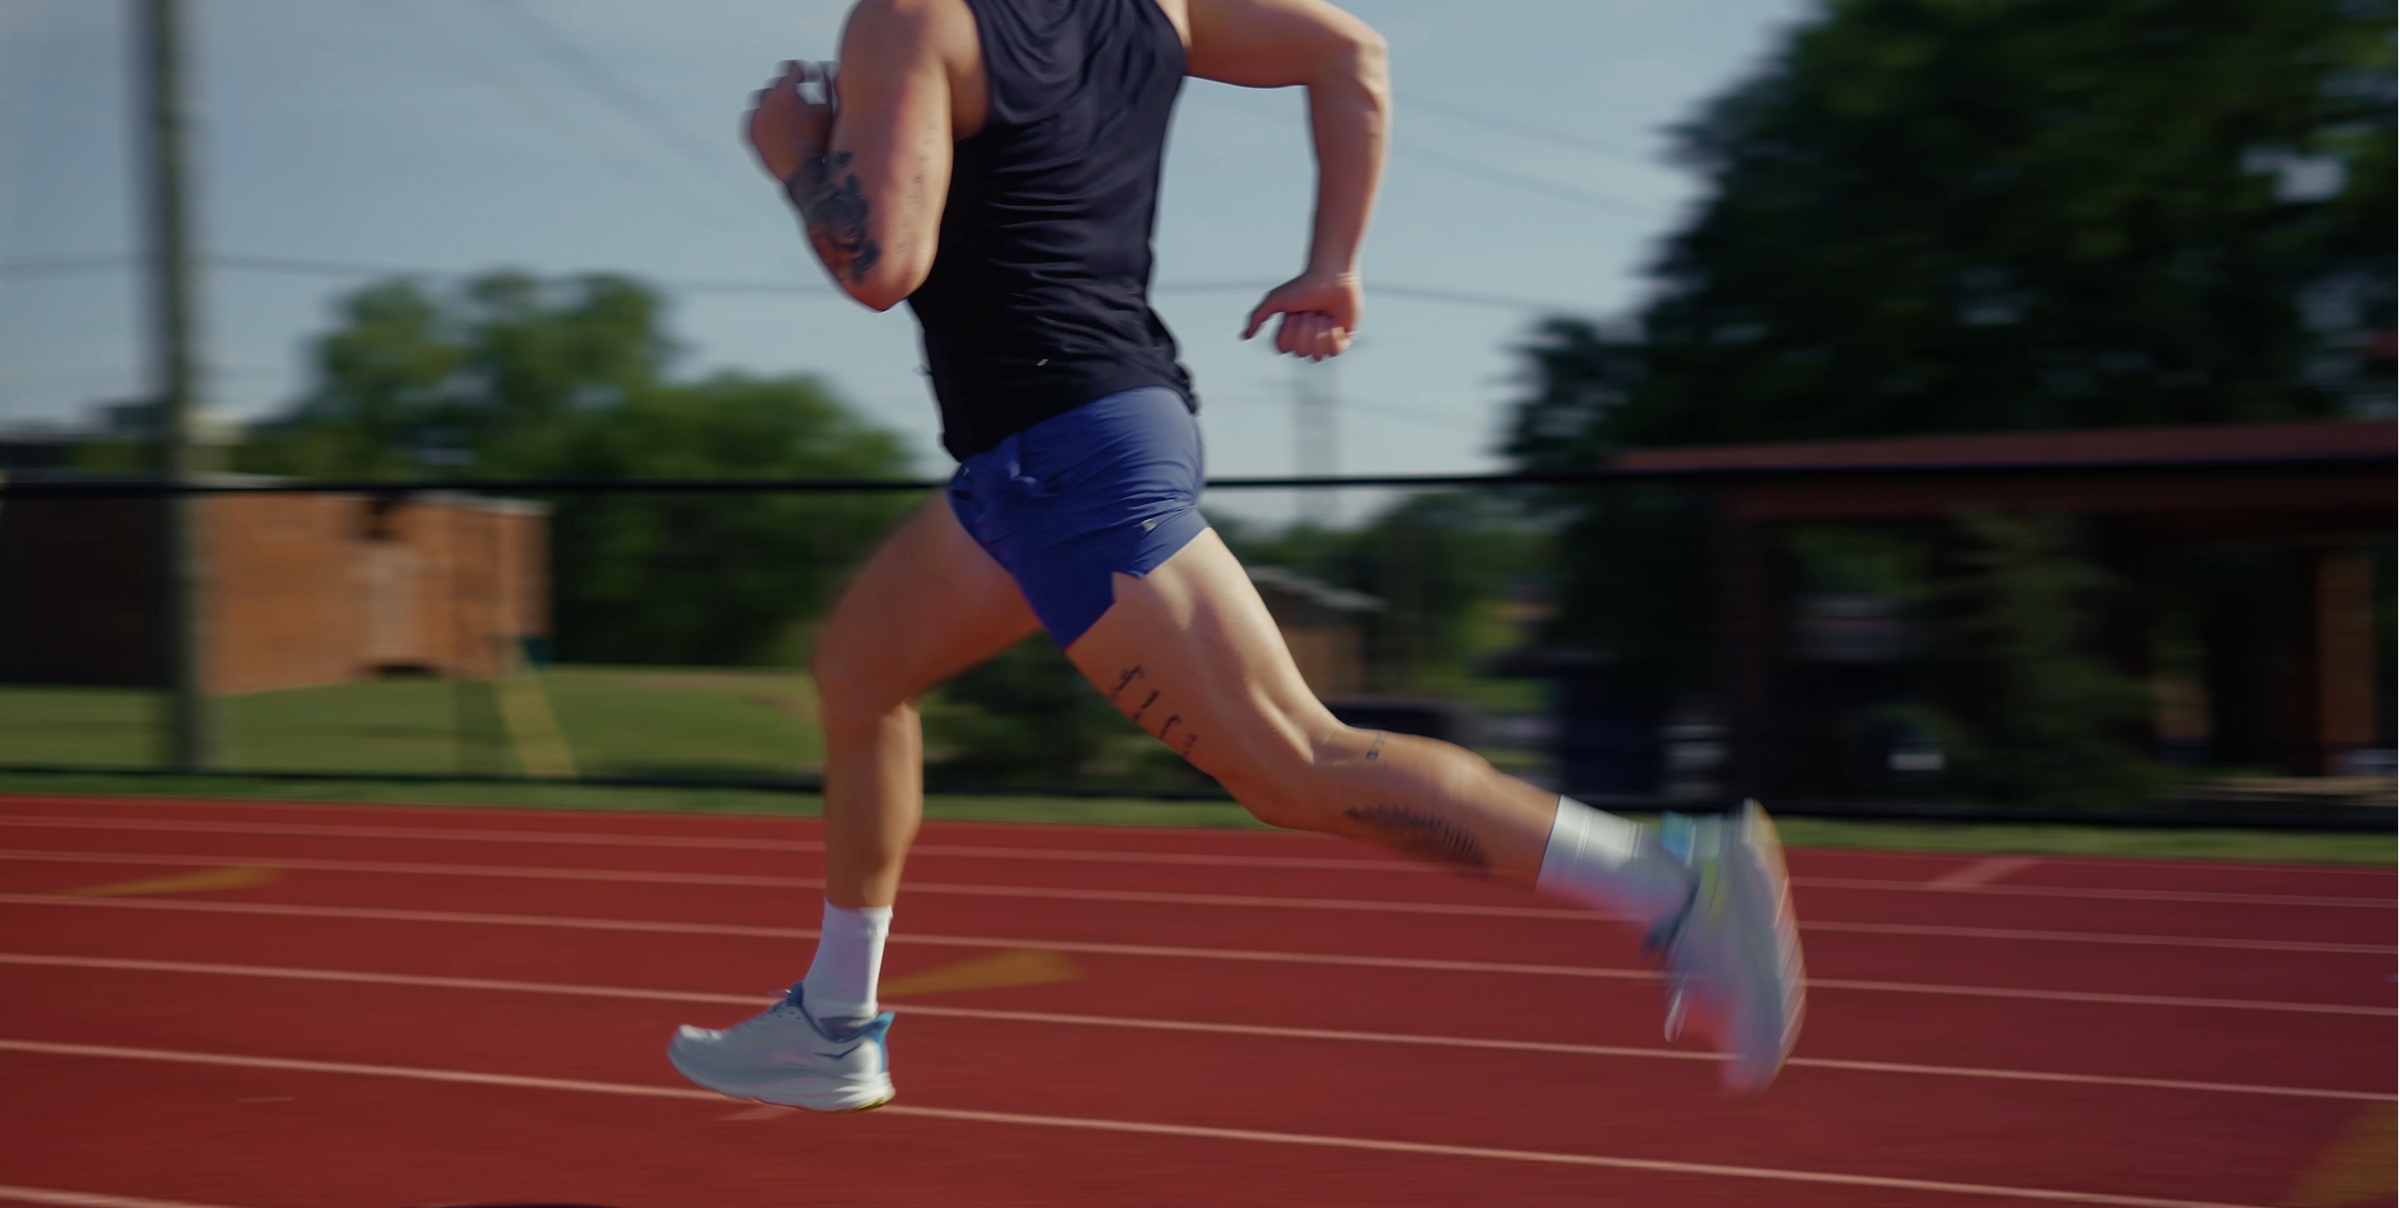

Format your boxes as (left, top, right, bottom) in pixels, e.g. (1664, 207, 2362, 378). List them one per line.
(0, 770, 1262, 828)
(224, 677, 494, 774)
(1768, 816, 2394, 867)
(0, 768, 2386, 864)
(0, 668, 825, 782)
(0, 686, 163, 769)
(2, 676, 2388, 863)
(542, 666, 823, 778)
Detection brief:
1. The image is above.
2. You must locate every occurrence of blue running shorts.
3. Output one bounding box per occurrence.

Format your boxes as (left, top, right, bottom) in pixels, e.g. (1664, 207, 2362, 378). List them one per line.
(948, 386, 1209, 646)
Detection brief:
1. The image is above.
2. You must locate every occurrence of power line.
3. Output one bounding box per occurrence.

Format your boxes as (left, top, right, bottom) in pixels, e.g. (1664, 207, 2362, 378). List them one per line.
(372, 1, 756, 229)
(1393, 141, 1655, 218)
(1395, 91, 1655, 166)
(0, 255, 126, 278)
(472, 0, 752, 193)
(1205, 392, 1491, 433)
(1191, 86, 1657, 218)
(1157, 279, 1589, 313)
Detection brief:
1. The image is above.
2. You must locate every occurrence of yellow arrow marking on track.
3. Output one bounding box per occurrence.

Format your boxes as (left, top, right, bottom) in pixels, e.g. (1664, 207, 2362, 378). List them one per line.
(2281, 1102, 2396, 1206)
(58, 866, 281, 898)
(880, 948, 1079, 999)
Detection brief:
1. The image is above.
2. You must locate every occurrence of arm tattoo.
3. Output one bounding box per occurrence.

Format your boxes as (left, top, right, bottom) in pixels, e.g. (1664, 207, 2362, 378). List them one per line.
(1343, 805, 1490, 873)
(784, 150, 882, 285)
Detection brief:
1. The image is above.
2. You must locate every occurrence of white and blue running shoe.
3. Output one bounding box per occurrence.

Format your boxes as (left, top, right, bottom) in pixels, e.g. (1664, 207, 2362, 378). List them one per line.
(1649, 799, 1807, 1095)
(667, 985, 895, 1112)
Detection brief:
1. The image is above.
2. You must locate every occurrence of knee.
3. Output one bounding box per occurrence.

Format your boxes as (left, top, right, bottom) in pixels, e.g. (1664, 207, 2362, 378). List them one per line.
(811, 646, 911, 733)
(1213, 722, 1358, 833)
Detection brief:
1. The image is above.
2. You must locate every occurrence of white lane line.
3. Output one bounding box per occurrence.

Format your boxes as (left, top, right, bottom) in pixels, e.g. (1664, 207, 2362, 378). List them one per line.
(0, 1038, 2280, 1208)
(18, 792, 2400, 888)
(1932, 856, 2044, 889)
(1796, 920, 2391, 957)
(5, 815, 2392, 907)
(23, 796, 2389, 877)
(0, 1187, 248, 1208)
(1801, 877, 2394, 909)
(6, 951, 2385, 1104)
(0, 814, 1408, 873)
(3, 894, 2390, 1017)
(6, 847, 2383, 955)
(16, 801, 2395, 879)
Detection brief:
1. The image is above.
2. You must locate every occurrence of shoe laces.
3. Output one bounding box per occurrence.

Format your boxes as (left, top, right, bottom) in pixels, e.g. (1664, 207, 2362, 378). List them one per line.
(1645, 811, 1711, 1043)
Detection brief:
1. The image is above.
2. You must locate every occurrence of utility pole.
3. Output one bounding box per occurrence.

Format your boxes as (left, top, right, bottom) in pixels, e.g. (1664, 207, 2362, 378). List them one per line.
(138, 0, 213, 769)
(1293, 359, 1338, 528)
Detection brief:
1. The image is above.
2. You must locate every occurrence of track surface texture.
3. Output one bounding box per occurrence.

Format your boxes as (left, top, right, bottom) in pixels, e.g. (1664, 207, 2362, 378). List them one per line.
(1, 792, 2392, 1208)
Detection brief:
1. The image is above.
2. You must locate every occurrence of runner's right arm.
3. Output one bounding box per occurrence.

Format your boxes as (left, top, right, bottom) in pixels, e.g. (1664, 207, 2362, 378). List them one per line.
(1186, 0, 1389, 361)
(746, 0, 967, 311)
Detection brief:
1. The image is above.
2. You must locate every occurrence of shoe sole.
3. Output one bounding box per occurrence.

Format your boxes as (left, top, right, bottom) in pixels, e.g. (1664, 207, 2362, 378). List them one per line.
(743, 1090, 895, 1113)
(667, 1049, 896, 1113)
(1721, 799, 1807, 1094)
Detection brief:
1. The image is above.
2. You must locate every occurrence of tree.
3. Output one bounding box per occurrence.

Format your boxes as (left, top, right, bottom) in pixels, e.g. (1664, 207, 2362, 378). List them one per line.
(1509, 0, 2394, 461)
(240, 272, 916, 665)
(1501, 0, 2394, 718)
(240, 272, 674, 478)
(1920, 513, 2157, 809)
(521, 374, 915, 666)
(1227, 492, 1543, 687)
(929, 637, 1127, 785)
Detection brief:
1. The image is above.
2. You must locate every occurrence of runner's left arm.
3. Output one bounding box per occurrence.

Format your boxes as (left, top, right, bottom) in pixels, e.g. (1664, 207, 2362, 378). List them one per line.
(745, 0, 954, 311)
(1186, 0, 1388, 360)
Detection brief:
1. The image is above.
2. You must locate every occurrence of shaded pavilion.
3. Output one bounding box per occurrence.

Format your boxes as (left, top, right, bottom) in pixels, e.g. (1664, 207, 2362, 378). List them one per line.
(1612, 419, 2395, 796)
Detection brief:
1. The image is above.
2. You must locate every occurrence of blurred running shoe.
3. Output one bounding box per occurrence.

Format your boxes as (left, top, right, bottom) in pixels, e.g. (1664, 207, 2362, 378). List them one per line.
(667, 984, 895, 1111)
(1647, 799, 1807, 1094)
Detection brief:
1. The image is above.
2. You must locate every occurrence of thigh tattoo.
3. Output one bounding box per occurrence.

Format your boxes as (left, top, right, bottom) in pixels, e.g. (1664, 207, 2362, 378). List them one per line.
(1110, 664, 1202, 760)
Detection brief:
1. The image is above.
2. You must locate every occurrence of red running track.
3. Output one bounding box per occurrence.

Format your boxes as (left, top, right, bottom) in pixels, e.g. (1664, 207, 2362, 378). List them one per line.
(0, 792, 2392, 1208)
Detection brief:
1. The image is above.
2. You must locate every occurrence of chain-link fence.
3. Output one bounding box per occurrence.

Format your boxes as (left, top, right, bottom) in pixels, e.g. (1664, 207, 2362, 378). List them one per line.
(2, 449, 2392, 827)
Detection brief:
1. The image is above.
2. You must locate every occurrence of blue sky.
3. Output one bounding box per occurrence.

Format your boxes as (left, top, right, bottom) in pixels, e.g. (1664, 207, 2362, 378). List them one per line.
(0, 0, 1813, 522)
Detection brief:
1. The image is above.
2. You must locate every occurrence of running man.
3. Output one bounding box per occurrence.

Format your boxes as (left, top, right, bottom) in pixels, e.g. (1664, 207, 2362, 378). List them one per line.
(668, 0, 1804, 1111)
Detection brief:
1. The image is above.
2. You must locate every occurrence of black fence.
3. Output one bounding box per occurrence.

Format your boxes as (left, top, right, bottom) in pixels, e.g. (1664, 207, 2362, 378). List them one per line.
(1, 456, 2391, 830)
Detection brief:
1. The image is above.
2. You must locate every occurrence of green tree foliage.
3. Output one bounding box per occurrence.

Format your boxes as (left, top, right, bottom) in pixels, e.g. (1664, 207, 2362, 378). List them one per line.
(239, 272, 916, 665)
(1228, 492, 1544, 686)
(240, 272, 678, 477)
(520, 376, 916, 666)
(1502, 0, 2393, 730)
(1921, 514, 2156, 808)
(929, 638, 1126, 785)
(1510, 0, 2394, 459)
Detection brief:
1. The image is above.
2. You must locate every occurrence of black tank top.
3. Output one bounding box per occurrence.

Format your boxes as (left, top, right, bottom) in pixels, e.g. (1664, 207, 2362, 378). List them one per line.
(906, 0, 1195, 460)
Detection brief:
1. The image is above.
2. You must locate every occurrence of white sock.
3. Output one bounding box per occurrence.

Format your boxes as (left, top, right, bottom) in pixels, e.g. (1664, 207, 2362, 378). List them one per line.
(1534, 796, 1693, 924)
(800, 900, 891, 1032)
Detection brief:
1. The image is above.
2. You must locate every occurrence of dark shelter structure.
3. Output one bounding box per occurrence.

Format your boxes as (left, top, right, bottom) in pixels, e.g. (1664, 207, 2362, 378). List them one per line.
(1596, 420, 2393, 803)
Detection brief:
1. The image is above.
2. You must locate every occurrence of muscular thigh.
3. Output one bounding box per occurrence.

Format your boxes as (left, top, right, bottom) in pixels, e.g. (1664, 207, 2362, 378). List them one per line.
(1061, 528, 1338, 793)
(815, 495, 1041, 713)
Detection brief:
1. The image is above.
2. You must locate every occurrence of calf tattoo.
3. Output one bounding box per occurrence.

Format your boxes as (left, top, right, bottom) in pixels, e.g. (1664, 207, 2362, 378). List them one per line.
(1343, 804, 1490, 873)
(785, 151, 881, 284)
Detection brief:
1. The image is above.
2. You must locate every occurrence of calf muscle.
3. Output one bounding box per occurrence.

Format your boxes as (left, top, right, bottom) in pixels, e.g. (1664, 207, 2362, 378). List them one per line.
(1065, 531, 1557, 880)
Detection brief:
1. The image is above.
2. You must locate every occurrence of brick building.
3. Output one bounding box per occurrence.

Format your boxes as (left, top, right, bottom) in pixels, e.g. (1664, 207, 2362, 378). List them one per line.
(0, 483, 546, 694)
(1247, 564, 1381, 698)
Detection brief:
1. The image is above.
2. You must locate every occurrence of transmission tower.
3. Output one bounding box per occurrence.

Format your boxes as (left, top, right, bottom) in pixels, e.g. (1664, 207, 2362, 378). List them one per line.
(1292, 359, 1338, 528)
